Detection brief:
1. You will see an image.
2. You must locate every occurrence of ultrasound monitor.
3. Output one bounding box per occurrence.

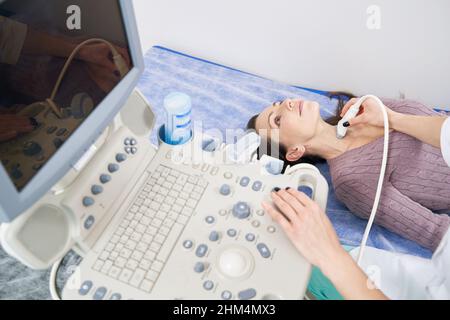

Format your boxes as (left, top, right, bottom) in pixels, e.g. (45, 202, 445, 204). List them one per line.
(0, 0, 144, 222)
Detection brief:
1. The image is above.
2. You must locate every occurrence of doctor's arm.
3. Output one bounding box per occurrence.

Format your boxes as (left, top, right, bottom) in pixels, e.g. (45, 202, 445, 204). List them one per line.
(342, 98, 447, 148)
(262, 189, 388, 300)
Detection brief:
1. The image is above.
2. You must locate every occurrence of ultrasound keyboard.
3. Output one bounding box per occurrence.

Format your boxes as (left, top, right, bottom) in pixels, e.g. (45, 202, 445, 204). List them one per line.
(92, 165, 208, 294)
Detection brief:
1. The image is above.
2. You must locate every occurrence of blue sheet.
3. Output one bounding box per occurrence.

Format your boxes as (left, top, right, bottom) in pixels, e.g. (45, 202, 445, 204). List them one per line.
(137, 46, 433, 259)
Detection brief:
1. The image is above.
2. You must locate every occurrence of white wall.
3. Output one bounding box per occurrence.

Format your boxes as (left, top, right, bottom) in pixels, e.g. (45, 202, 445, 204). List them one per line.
(133, 0, 450, 109)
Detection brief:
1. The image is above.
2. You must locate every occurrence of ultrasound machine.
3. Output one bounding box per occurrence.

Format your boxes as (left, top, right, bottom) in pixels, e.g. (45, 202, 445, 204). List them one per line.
(0, 0, 329, 300)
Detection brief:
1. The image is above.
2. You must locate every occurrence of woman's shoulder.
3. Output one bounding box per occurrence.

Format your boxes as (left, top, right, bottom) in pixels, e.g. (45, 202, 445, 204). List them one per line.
(381, 98, 439, 116)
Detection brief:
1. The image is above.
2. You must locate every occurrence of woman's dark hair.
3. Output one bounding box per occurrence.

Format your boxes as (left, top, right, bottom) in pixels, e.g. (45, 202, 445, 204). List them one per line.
(247, 91, 355, 171)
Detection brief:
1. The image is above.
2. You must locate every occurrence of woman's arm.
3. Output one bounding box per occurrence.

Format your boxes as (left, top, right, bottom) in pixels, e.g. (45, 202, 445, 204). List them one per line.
(342, 97, 447, 148)
(262, 188, 388, 300)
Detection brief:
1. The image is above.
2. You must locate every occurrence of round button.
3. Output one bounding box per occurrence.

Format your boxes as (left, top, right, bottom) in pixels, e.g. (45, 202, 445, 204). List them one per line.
(240, 177, 250, 187)
(110, 293, 122, 300)
(217, 247, 254, 279)
(108, 163, 119, 173)
(131, 147, 138, 155)
(224, 172, 233, 179)
(232, 202, 251, 220)
(100, 174, 111, 184)
(125, 147, 132, 154)
(130, 139, 137, 146)
(221, 291, 232, 300)
(183, 240, 194, 249)
(219, 184, 231, 196)
(205, 216, 215, 225)
(227, 229, 237, 237)
(23, 141, 42, 157)
(53, 138, 64, 149)
(91, 185, 103, 195)
(84, 215, 96, 230)
(196, 244, 208, 258)
(116, 153, 127, 163)
(245, 233, 255, 242)
(194, 262, 206, 273)
(209, 231, 220, 242)
(298, 185, 314, 199)
(83, 197, 95, 207)
(124, 138, 131, 146)
(252, 181, 263, 192)
(252, 220, 261, 228)
(78, 281, 93, 296)
(47, 126, 57, 135)
(267, 226, 276, 233)
(203, 281, 214, 291)
(219, 209, 228, 216)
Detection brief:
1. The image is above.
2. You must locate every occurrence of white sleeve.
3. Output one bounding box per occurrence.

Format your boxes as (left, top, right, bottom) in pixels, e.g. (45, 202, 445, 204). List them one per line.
(349, 247, 436, 300)
(442, 117, 450, 167)
(427, 230, 450, 299)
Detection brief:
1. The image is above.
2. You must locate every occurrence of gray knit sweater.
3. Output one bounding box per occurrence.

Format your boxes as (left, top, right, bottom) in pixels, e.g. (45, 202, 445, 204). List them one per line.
(328, 99, 450, 251)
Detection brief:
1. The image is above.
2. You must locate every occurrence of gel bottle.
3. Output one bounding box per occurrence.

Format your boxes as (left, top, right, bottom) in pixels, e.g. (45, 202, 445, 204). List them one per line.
(163, 92, 192, 145)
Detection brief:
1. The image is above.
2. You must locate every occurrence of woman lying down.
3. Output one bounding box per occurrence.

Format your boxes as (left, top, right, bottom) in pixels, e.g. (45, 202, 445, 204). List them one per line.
(247, 95, 450, 252)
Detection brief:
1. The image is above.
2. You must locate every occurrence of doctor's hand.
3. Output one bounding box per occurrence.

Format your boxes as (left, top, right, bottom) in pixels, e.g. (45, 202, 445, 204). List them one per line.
(0, 114, 35, 142)
(262, 188, 389, 300)
(341, 97, 397, 128)
(262, 188, 347, 273)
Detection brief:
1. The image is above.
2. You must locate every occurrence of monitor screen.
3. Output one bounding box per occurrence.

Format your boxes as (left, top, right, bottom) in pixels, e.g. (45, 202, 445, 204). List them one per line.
(0, 0, 133, 191)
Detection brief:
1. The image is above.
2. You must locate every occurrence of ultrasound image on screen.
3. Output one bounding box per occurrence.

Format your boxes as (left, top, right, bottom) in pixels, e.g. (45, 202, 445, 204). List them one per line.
(0, 0, 132, 191)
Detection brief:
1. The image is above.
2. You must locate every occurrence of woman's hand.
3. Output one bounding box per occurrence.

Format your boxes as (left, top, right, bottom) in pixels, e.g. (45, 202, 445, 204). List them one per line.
(341, 97, 397, 128)
(262, 188, 347, 273)
(0, 114, 35, 142)
(78, 43, 131, 73)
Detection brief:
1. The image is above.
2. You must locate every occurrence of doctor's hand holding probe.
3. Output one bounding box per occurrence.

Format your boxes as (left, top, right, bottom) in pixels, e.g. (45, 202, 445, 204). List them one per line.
(262, 97, 450, 300)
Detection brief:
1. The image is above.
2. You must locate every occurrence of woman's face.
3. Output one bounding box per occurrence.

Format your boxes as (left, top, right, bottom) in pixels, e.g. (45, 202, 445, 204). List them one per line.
(254, 99, 322, 161)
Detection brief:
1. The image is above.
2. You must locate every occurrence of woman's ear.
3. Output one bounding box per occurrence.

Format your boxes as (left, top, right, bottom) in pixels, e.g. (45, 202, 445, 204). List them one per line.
(286, 145, 306, 162)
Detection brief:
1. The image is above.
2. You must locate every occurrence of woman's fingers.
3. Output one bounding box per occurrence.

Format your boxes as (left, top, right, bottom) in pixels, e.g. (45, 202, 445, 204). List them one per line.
(348, 113, 368, 126)
(262, 201, 293, 233)
(271, 192, 299, 223)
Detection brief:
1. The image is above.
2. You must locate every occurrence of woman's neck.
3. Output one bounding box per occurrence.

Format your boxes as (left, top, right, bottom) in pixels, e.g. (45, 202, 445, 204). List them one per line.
(304, 122, 352, 160)
(305, 120, 386, 160)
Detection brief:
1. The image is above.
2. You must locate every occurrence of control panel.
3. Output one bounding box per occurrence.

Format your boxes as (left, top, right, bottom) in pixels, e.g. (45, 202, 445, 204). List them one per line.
(62, 132, 329, 300)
